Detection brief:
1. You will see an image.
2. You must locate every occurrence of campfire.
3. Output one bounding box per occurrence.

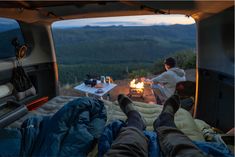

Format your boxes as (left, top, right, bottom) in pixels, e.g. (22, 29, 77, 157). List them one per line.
(128, 79, 145, 98)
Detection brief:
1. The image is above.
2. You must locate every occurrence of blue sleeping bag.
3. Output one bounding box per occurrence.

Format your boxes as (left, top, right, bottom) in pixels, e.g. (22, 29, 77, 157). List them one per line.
(0, 97, 107, 157)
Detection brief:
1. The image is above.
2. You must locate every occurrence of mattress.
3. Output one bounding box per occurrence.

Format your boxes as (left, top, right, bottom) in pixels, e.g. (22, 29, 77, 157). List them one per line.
(9, 96, 207, 142)
(7, 96, 234, 157)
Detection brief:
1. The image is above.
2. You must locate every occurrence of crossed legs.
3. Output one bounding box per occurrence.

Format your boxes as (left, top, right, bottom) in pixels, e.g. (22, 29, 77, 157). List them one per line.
(105, 94, 206, 157)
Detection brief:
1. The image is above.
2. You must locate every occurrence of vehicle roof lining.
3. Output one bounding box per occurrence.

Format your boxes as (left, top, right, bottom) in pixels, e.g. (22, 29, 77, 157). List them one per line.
(0, 1, 233, 24)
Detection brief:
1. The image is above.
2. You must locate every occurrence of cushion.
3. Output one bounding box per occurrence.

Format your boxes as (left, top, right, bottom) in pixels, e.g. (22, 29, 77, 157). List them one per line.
(0, 83, 13, 99)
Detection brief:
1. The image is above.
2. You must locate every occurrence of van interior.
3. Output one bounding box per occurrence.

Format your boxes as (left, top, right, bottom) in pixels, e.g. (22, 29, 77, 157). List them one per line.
(0, 0, 234, 151)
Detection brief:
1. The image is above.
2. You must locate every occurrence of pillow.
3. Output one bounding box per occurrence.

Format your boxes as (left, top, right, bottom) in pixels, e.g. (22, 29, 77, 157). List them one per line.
(0, 83, 14, 99)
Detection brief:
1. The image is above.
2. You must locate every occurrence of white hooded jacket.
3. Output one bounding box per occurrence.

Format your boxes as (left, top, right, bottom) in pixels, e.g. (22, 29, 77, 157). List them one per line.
(151, 67, 186, 97)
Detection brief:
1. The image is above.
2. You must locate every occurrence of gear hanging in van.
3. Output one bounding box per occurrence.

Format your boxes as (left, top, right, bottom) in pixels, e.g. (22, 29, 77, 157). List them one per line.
(11, 38, 36, 100)
(12, 66, 32, 92)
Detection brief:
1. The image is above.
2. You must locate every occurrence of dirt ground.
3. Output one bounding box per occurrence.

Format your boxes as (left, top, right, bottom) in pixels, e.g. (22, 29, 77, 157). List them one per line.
(59, 80, 156, 103)
(59, 69, 196, 104)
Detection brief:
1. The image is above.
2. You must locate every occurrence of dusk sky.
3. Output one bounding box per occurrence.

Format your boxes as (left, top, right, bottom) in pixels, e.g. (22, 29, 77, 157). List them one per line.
(53, 15, 195, 27)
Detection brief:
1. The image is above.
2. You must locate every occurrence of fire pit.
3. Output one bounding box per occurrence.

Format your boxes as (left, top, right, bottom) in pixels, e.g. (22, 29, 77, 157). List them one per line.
(128, 79, 144, 98)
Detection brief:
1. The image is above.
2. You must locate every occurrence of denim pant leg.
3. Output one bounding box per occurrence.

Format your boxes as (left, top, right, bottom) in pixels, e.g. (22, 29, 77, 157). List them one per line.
(152, 84, 167, 105)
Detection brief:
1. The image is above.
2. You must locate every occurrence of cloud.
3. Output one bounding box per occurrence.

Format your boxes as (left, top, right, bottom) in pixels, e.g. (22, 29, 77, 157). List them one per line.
(87, 21, 147, 26)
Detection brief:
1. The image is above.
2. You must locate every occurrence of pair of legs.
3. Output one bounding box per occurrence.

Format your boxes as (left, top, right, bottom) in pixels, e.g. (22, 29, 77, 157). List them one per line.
(104, 94, 206, 157)
(104, 95, 148, 157)
(152, 84, 168, 105)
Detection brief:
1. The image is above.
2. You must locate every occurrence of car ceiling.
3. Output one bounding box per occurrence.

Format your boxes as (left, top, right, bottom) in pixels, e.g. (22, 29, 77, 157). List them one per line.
(0, 1, 233, 23)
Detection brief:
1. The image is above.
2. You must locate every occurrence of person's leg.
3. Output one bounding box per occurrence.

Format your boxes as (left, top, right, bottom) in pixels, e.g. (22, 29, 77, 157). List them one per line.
(117, 94, 146, 130)
(152, 84, 167, 105)
(126, 110, 146, 130)
(104, 127, 149, 157)
(104, 94, 148, 157)
(153, 94, 180, 128)
(153, 95, 207, 157)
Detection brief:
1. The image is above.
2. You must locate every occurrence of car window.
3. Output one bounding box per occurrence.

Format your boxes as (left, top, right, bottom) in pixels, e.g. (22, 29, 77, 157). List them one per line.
(0, 17, 24, 59)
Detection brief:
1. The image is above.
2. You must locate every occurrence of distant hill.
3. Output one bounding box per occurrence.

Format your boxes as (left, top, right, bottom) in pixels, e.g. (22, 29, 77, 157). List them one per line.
(52, 24, 196, 64)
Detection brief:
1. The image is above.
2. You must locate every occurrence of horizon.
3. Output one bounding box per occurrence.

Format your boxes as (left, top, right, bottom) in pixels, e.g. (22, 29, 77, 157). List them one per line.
(53, 14, 195, 28)
(54, 23, 195, 28)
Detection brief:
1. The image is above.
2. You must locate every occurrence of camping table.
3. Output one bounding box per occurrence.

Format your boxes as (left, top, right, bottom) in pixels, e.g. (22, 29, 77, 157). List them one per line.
(74, 82, 117, 100)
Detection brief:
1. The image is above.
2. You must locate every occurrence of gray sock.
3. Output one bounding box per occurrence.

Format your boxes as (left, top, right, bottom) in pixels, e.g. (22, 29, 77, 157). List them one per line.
(124, 103, 135, 114)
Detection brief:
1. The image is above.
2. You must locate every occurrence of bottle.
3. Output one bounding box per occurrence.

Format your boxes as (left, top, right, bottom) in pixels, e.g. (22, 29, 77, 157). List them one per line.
(101, 76, 106, 83)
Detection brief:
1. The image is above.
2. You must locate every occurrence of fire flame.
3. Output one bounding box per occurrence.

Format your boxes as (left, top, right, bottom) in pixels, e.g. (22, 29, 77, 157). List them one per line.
(130, 79, 144, 89)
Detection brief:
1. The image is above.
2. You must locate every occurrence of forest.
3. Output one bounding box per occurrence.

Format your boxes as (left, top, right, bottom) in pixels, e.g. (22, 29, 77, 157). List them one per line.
(52, 24, 196, 85)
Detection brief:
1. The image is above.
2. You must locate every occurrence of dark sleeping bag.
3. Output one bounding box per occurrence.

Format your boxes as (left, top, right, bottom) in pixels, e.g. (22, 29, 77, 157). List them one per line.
(0, 129, 22, 157)
(0, 97, 107, 157)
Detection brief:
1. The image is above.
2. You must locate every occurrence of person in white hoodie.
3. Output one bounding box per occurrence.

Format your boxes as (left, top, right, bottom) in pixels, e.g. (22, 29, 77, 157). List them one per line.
(146, 57, 186, 105)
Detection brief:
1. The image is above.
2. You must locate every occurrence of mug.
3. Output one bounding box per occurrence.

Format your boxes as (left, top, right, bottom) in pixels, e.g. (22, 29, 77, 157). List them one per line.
(106, 76, 111, 84)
